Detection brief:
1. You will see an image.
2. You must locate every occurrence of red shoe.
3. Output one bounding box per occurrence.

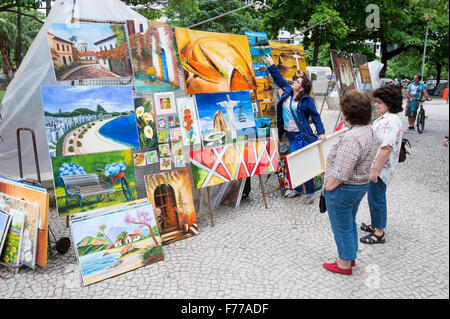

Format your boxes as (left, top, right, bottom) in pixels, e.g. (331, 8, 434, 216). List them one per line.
(323, 261, 352, 275)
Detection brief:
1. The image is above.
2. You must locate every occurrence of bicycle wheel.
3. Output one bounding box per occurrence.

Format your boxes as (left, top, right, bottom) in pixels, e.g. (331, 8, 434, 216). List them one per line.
(121, 177, 133, 201)
(417, 108, 425, 134)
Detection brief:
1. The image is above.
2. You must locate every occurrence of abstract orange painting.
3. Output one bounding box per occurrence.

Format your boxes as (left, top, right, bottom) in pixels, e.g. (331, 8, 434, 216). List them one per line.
(174, 27, 257, 95)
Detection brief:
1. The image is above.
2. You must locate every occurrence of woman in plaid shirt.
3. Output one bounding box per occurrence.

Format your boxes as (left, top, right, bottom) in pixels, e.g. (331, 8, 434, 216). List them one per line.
(322, 91, 380, 275)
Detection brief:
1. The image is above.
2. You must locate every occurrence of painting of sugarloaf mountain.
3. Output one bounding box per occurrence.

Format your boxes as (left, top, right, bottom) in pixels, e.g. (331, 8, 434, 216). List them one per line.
(47, 23, 133, 81)
(40, 86, 139, 158)
(70, 200, 164, 286)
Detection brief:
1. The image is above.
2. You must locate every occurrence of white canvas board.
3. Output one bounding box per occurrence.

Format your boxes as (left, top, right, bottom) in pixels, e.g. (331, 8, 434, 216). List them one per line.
(286, 142, 323, 189)
(320, 128, 348, 162)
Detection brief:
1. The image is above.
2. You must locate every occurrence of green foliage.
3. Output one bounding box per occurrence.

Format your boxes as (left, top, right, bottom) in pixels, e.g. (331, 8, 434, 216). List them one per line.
(68, 146, 74, 153)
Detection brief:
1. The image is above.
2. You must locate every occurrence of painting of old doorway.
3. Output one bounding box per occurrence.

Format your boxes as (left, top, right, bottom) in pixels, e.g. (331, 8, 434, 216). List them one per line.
(144, 169, 198, 245)
(153, 184, 179, 233)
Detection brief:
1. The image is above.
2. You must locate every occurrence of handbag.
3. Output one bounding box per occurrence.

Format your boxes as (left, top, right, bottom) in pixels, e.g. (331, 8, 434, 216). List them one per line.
(398, 138, 411, 163)
(319, 192, 326, 213)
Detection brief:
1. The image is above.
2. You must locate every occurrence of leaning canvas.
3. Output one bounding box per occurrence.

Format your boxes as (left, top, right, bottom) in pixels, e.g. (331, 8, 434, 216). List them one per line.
(126, 20, 180, 93)
(335, 57, 355, 92)
(174, 27, 257, 95)
(244, 31, 272, 57)
(144, 169, 198, 245)
(47, 23, 133, 81)
(70, 199, 164, 286)
(0, 209, 25, 274)
(0, 210, 11, 256)
(51, 150, 137, 217)
(269, 40, 307, 83)
(40, 86, 139, 158)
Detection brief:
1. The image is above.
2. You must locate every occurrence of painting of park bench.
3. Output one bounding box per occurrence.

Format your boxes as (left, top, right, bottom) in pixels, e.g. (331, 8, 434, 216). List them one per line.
(51, 150, 137, 217)
(40, 86, 139, 158)
(47, 23, 133, 81)
(70, 199, 164, 286)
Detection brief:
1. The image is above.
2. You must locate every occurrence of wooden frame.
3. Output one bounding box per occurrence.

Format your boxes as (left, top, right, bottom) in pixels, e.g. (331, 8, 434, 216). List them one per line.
(284, 128, 348, 189)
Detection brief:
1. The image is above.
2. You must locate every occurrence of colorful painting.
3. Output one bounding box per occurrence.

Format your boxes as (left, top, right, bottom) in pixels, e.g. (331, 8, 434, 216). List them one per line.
(359, 65, 372, 84)
(174, 27, 256, 95)
(269, 40, 307, 83)
(171, 141, 183, 156)
(47, 23, 133, 81)
(168, 115, 180, 128)
(253, 63, 269, 77)
(156, 117, 168, 129)
(145, 150, 159, 164)
(41, 86, 139, 158)
(158, 143, 171, 157)
(135, 98, 157, 149)
(70, 199, 164, 286)
(174, 155, 186, 168)
(255, 117, 272, 138)
(144, 169, 198, 245)
(335, 57, 355, 92)
(195, 91, 256, 147)
(255, 78, 274, 100)
(176, 97, 202, 146)
(190, 138, 279, 189)
(0, 193, 40, 270)
(126, 20, 180, 93)
(51, 150, 137, 217)
(154, 92, 177, 115)
(260, 101, 277, 127)
(160, 157, 172, 171)
(244, 31, 272, 56)
(0, 176, 50, 267)
(0, 209, 25, 274)
(157, 130, 169, 143)
(170, 128, 182, 142)
(133, 153, 146, 166)
(0, 210, 11, 257)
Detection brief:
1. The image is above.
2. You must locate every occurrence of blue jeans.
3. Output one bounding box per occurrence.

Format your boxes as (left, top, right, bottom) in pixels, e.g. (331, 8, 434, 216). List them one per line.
(285, 132, 315, 196)
(367, 177, 387, 229)
(325, 183, 369, 261)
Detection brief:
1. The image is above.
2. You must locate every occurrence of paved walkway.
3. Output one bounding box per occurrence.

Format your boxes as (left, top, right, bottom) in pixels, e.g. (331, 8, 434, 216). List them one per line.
(1, 98, 448, 299)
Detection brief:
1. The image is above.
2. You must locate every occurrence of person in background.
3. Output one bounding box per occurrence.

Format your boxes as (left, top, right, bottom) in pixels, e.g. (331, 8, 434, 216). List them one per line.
(359, 85, 404, 245)
(444, 130, 449, 147)
(264, 55, 326, 204)
(405, 74, 432, 130)
(322, 90, 380, 275)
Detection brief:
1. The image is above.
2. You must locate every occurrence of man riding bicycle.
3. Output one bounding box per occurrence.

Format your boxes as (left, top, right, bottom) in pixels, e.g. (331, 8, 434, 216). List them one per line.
(405, 74, 432, 131)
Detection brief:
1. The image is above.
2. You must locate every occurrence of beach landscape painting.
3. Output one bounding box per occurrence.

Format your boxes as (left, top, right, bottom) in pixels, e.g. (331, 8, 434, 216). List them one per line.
(40, 86, 139, 158)
(51, 150, 137, 217)
(47, 23, 133, 81)
(70, 200, 164, 286)
(195, 91, 256, 147)
(126, 20, 180, 93)
(244, 31, 272, 57)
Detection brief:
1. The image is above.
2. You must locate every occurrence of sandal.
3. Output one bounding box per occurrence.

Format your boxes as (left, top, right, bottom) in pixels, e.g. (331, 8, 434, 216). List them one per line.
(360, 223, 375, 233)
(359, 232, 385, 244)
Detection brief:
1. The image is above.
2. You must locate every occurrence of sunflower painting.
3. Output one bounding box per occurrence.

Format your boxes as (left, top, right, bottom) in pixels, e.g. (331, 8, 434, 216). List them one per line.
(174, 27, 257, 95)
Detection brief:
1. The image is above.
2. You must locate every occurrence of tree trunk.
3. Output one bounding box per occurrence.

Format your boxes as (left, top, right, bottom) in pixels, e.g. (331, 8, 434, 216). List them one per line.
(436, 61, 442, 87)
(0, 36, 14, 83)
(380, 41, 388, 78)
(46, 0, 51, 17)
(15, 4, 23, 68)
(312, 26, 320, 66)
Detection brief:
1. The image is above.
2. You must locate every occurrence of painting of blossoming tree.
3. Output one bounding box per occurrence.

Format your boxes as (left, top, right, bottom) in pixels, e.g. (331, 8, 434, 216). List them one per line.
(70, 200, 164, 286)
(126, 20, 180, 93)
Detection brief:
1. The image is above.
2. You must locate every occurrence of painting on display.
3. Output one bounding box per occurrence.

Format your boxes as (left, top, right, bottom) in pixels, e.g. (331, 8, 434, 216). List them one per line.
(158, 143, 171, 157)
(244, 31, 272, 57)
(255, 117, 272, 138)
(168, 115, 180, 128)
(40, 86, 139, 158)
(269, 40, 307, 83)
(0, 210, 11, 258)
(157, 130, 169, 144)
(133, 153, 146, 166)
(359, 65, 372, 84)
(154, 92, 177, 115)
(253, 63, 269, 77)
(190, 138, 279, 189)
(260, 101, 277, 127)
(160, 157, 172, 171)
(174, 155, 186, 168)
(134, 98, 157, 149)
(0, 210, 25, 274)
(47, 23, 133, 81)
(70, 199, 164, 286)
(176, 97, 202, 146)
(169, 128, 182, 142)
(174, 27, 257, 95)
(255, 78, 274, 100)
(126, 20, 180, 93)
(0, 176, 50, 267)
(144, 169, 198, 245)
(0, 193, 40, 270)
(145, 150, 159, 164)
(195, 91, 256, 147)
(156, 117, 168, 130)
(335, 57, 355, 92)
(51, 150, 137, 217)
(171, 141, 183, 156)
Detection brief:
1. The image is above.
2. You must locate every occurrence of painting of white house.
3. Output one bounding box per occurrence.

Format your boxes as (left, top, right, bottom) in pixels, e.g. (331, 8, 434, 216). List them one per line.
(70, 199, 164, 286)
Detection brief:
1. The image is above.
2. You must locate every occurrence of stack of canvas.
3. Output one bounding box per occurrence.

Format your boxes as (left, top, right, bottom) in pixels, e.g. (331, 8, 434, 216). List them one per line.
(0, 176, 49, 272)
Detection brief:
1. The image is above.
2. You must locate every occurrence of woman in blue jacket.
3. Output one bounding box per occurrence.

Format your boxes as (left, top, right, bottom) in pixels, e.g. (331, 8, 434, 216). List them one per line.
(265, 55, 326, 204)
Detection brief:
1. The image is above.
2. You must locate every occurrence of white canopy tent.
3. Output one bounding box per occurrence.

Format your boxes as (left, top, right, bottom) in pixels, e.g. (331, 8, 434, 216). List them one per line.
(0, 0, 146, 181)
